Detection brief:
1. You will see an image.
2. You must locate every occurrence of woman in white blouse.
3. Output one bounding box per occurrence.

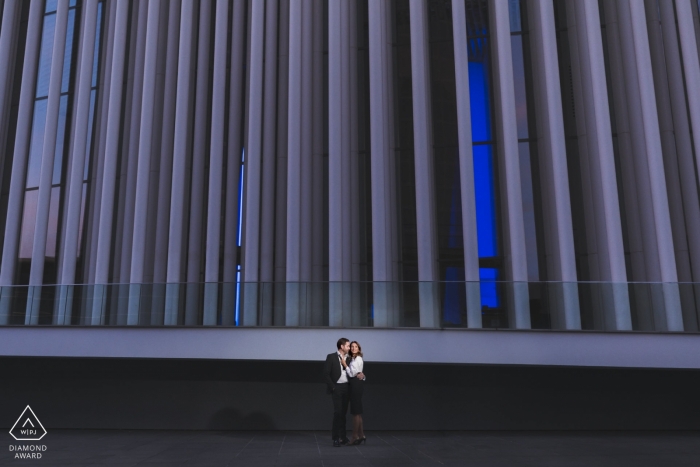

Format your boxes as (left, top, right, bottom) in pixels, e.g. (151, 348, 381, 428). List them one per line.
(341, 341, 365, 445)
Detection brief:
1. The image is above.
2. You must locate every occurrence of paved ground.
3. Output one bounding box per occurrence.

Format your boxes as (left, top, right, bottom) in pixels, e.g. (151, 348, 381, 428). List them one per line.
(2, 430, 699, 466)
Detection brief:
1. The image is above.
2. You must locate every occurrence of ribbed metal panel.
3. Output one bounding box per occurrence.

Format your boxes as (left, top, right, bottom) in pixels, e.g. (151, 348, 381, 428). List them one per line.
(0, 0, 699, 331)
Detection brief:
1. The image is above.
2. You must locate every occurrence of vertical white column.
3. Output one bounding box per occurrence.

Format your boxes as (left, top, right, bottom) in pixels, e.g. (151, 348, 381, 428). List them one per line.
(328, 0, 348, 326)
(273, 0, 290, 326)
(344, 0, 354, 326)
(259, 0, 279, 326)
(57, 0, 100, 325)
(283, 0, 314, 325)
(142, 2, 170, 289)
(86, 0, 117, 285)
(368, 0, 400, 327)
(646, 0, 698, 330)
(119, 0, 148, 289)
(625, 0, 682, 330)
(241, 0, 265, 326)
(349, 0, 362, 327)
(489, 0, 530, 329)
(0, 0, 20, 318)
(609, 0, 663, 329)
(202, 0, 230, 325)
(570, 0, 631, 330)
(602, 1, 663, 330)
(56, 2, 89, 286)
(310, 0, 325, 327)
(285, 0, 303, 326)
(657, 0, 700, 329)
(184, 0, 212, 325)
(451, 0, 482, 328)
(55, 0, 98, 323)
(409, 0, 440, 328)
(566, 0, 615, 331)
(565, 0, 597, 291)
(603, 0, 650, 334)
(92, 0, 130, 324)
(300, 0, 314, 326)
(528, 0, 580, 329)
(143, 0, 172, 325)
(165, 0, 196, 325)
(221, 0, 246, 326)
(341, 0, 352, 319)
(108, 1, 140, 294)
(0, 0, 20, 161)
(675, 0, 700, 217)
(26, 0, 71, 324)
(600, 1, 646, 301)
(385, 0, 401, 328)
(152, 1, 181, 283)
(127, 0, 162, 324)
(644, 0, 686, 288)
(27, 0, 69, 271)
(0, 0, 44, 297)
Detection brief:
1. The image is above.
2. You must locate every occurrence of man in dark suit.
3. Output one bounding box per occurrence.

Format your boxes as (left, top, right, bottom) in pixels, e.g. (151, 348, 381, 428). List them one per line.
(324, 337, 365, 447)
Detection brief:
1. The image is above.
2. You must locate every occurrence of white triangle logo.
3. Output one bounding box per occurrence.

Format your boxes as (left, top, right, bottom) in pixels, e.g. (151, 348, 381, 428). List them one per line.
(9, 406, 47, 441)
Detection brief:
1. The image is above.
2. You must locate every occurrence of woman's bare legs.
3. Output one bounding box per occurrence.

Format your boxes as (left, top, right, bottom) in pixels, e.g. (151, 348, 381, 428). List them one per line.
(351, 415, 360, 442)
(352, 415, 365, 441)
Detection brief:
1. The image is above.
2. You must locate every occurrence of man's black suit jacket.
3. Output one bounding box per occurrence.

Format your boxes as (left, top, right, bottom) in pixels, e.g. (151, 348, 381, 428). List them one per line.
(324, 352, 350, 395)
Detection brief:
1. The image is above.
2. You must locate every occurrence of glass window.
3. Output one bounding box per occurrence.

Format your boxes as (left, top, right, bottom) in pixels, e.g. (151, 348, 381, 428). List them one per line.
(443, 267, 465, 324)
(479, 267, 499, 307)
(83, 89, 97, 181)
(472, 144, 497, 258)
(76, 183, 87, 256)
(510, 34, 529, 139)
(91, 3, 103, 88)
(36, 13, 57, 98)
(26, 99, 49, 189)
(469, 62, 492, 142)
(45, 0, 58, 14)
(18, 0, 82, 268)
(508, 0, 521, 32)
(61, 9, 77, 94)
(19, 191, 39, 260)
(45, 187, 61, 258)
(53, 95, 69, 184)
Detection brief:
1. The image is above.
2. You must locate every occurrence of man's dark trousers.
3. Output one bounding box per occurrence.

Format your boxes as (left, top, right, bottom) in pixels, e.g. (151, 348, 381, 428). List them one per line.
(332, 383, 350, 440)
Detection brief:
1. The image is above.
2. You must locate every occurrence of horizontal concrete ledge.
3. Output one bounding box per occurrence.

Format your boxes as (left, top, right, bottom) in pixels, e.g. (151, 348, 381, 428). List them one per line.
(2, 327, 700, 369)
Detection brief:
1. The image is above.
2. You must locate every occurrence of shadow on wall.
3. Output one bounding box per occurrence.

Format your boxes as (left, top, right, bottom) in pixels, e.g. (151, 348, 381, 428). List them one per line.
(209, 408, 276, 430)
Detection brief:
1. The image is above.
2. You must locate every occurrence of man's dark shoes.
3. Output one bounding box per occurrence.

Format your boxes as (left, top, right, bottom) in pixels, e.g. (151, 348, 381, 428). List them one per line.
(340, 438, 350, 445)
(333, 439, 341, 447)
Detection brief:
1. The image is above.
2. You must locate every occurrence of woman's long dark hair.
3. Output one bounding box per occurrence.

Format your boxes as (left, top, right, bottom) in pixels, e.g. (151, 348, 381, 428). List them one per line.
(350, 341, 363, 358)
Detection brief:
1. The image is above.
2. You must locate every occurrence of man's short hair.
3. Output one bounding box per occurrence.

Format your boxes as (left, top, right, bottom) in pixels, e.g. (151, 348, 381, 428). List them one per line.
(337, 338, 350, 349)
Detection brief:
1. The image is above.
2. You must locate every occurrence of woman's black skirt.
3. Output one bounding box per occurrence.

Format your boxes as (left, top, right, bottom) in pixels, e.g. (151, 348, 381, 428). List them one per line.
(349, 377, 364, 415)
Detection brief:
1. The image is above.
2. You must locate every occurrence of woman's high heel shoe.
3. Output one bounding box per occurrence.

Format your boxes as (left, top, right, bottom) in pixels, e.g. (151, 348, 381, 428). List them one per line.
(352, 437, 366, 445)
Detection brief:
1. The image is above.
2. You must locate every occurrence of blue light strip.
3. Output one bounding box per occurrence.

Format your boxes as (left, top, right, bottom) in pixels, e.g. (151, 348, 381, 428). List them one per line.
(235, 150, 245, 326)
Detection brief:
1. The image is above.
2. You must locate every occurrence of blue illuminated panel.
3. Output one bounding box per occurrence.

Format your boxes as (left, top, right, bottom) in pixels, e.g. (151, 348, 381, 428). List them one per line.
(442, 58, 500, 323)
(469, 62, 491, 142)
(479, 267, 499, 308)
(470, 61, 499, 309)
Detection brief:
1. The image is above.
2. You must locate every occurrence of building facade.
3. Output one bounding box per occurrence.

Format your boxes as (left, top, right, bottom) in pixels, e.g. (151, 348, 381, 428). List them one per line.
(1, 0, 700, 332)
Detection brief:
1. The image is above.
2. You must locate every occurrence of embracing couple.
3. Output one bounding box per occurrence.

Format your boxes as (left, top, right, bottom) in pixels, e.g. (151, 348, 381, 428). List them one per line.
(323, 337, 366, 447)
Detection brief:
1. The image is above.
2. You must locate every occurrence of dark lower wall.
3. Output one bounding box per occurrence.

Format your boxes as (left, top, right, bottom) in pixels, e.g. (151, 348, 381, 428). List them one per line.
(1, 357, 699, 430)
